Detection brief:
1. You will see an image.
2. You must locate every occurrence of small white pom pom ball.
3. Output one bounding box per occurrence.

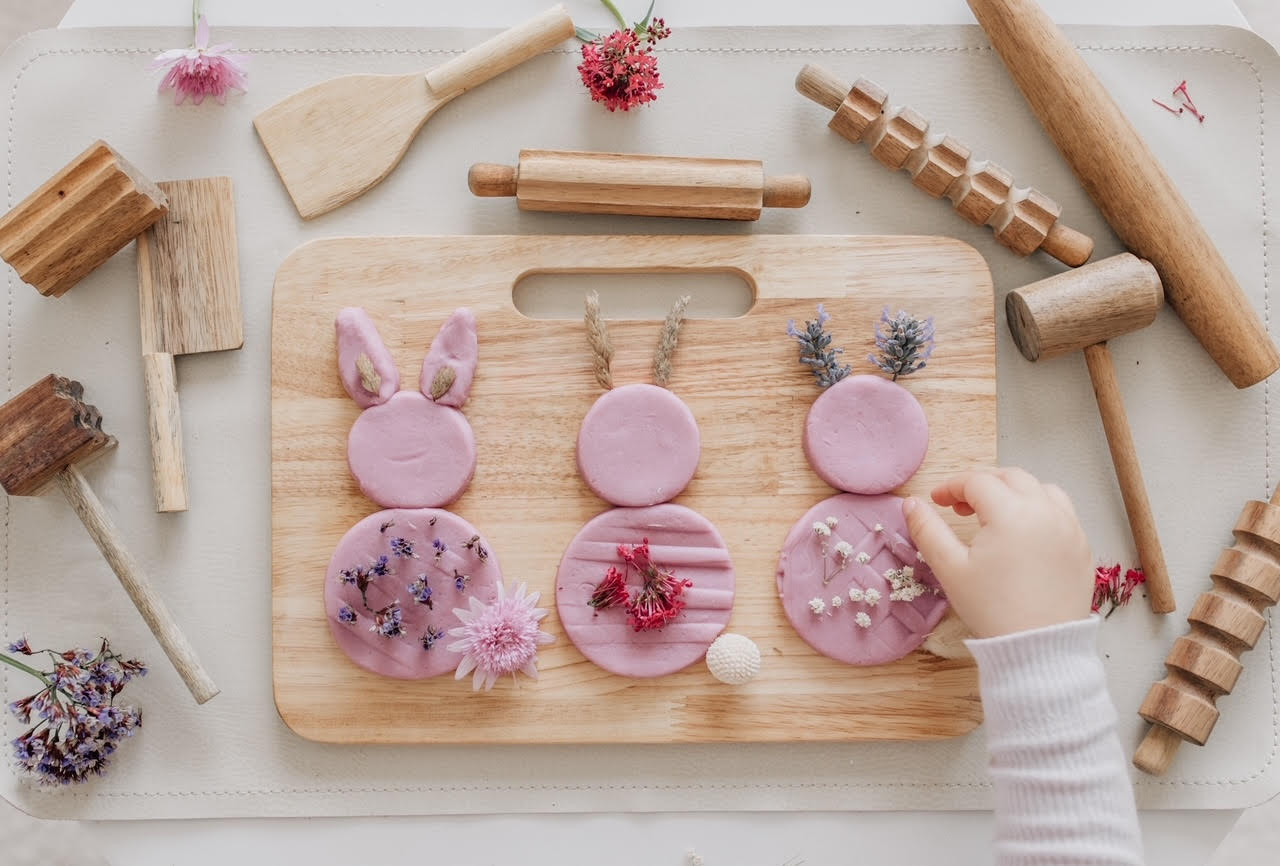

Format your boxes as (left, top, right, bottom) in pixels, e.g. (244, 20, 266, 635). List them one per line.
(705, 633, 762, 685)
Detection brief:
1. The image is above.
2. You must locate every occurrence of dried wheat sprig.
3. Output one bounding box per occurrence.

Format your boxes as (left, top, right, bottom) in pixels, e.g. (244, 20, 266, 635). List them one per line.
(653, 295, 690, 387)
(584, 291, 614, 390)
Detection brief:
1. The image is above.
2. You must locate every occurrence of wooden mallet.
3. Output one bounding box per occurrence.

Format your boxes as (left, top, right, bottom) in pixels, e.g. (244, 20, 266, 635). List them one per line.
(1006, 253, 1175, 614)
(0, 375, 218, 704)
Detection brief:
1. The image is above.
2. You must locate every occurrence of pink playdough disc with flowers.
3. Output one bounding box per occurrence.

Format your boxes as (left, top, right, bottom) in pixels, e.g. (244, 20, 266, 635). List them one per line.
(325, 508, 501, 679)
(347, 390, 476, 508)
(576, 383, 700, 507)
(777, 493, 948, 666)
(556, 503, 735, 678)
(803, 375, 928, 495)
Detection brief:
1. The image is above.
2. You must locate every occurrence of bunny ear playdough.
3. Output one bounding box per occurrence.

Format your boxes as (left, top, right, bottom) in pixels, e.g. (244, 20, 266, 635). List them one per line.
(336, 307, 400, 407)
(420, 308, 478, 408)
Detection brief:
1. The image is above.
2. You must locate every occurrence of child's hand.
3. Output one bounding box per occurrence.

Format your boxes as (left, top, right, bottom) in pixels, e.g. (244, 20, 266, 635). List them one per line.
(903, 468, 1093, 639)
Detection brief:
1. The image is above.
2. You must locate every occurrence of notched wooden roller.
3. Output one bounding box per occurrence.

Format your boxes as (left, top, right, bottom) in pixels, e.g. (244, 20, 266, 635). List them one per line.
(794, 63, 1094, 267)
(1134, 490, 1280, 773)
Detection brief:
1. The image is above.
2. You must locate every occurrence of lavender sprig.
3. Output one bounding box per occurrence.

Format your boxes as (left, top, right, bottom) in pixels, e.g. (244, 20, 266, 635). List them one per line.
(868, 308, 935, 380)
(786, 304, 851, 388)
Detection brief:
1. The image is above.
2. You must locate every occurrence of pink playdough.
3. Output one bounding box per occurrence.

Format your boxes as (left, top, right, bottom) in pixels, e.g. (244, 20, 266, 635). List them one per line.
(576, 384, 700, 507)
(804, 375, 928, 494)
(420, 308, 478, 408)
(556, 503, 734, 678)
(326, 508, 501, 679)
(777, 493, 948, 666)
(347, 390, 476, 508)
(336, 307, 400, 408)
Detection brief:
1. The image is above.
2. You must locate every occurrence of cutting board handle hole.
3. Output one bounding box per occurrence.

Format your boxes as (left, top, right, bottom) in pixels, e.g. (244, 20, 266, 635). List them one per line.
(512, 270, 756, 320)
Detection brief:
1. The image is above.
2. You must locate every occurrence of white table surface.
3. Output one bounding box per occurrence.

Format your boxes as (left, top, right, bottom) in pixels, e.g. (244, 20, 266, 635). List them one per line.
(28, 1, 1263, 864)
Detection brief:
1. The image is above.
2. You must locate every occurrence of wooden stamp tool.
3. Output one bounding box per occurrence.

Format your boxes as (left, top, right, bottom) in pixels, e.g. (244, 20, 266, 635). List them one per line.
(794, 64, 1093, 267)
(468, 150, 811, 220)
(1006, 253, 1174, 614)
(1133, 485, 1280, 774)
(254, 5, 575, 219)
(0, 141, 167, 297)
(967, 0, 1280, 389)
(0, 375, 218, 704)
(135, 177, 243, 513)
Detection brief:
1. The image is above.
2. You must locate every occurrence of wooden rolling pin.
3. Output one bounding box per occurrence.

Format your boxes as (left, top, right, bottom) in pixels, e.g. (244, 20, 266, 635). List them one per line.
(967, 0, 1280, 389)
(469, 150, 811, 220)
(1133, 485, 1280, 774)
(794, 65, 1093, 267)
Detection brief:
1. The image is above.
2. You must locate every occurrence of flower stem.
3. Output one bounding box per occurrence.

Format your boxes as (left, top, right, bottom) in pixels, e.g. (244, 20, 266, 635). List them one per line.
(192, 0, 202, 32)
(599, 0, 629, 30)
(0, 652, 49, 684)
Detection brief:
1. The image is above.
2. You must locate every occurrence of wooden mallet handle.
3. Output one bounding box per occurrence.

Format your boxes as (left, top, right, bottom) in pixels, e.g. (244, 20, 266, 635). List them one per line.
(142, 352, 188, 513)
(54, 465, 218, 704)
(1082, 343, 1175, 613)
(967, 0, 1280, 388)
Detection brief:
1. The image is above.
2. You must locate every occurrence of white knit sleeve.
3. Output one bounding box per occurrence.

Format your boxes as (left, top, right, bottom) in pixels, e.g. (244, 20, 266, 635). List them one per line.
(965, 617, 1144, 865)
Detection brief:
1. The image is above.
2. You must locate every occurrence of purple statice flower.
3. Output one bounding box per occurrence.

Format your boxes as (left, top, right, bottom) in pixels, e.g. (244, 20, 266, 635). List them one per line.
(389, 537, 416, 559)
(868, 307, 935, 380)
(787, 304, 851, 389)
(369, 603, 405, 639)
(432, 538, 447, 561)
(454, 569, 470, 592)
(339, 556, 393, 607)
(462, 535, 489, 563)
(370, 555, 391, 577)
(407, 575, 434, 609)
(7, 637, 32, 655)
(421, 624, 445, 651)
(3, 638, 144, 784)
(336, 605, 358, 624)
(379, 520, 395, 534)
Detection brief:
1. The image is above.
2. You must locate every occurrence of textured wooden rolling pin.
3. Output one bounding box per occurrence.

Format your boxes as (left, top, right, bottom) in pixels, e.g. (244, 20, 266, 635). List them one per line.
(967, 0, 1280, 388)
(1133, 485, 1280, 774)
(0, 375, 218, 704)
(255, 5, 575, 219)
(1006, 253, 1174, 613)
(468, 150, 811, 220)
(794, 65, 1092, 267)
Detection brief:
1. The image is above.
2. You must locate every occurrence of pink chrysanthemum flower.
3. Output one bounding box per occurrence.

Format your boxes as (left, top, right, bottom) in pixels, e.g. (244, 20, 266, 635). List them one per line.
(448, 582, 554, 692)
(150, 15, 248, 106)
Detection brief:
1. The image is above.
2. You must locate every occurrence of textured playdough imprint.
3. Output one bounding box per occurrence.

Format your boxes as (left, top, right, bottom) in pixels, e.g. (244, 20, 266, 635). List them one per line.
(803, 375, 928, 494)
(576, 383, 701, 507)
(326, 509, 501, 679)
(556, 503, 735, 678)
(347, 390, 476, 508)
(777, 493, 948, 665)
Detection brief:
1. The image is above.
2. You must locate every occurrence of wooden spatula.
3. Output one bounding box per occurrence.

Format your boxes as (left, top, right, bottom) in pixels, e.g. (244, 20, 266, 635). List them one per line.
(136, 177, 243, 513)
(253, 4, 575, 220)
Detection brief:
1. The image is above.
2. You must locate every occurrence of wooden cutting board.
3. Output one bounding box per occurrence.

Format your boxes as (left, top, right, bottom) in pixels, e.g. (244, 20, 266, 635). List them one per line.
(271, 234, 995, 744)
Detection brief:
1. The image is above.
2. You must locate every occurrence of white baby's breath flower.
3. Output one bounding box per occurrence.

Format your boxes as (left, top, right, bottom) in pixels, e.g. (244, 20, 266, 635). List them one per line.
(902, 566, 914, 579)
(834, 541, 854, 560)
(917, 550, 926, 563)
(831, 595, 843, 608)
(812, 522, 831, 537)
(873, 523, 884, 533)
(825, 516, 839, 528)
(854, 611, 872, 628)
(808, 597, 826, 615)
(855, 551, 871, 565)
(864, 588, 881, 606)
(848, 587, 864, 603)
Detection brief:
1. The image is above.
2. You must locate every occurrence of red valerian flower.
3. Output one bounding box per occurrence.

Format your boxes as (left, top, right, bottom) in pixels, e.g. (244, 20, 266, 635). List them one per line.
(589, 566, 630, 610)
(576, 2, 670, 112)
(589, 537, 693, 631)
(1092, 563, 1146, 618)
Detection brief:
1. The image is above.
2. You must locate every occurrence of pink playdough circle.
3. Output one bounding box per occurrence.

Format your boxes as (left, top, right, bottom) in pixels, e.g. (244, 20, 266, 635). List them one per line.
(325, 508, 501, 679)
(777, 493, 948, 666)
(576, 384, 700, 507)
(347, 390, 476, 508)
(804, 375, 928, 494)
(556, 503, 735, 678)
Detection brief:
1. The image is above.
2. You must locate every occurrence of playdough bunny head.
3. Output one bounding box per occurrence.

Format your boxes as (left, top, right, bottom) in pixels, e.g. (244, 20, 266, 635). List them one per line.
(336, 307, 479, 509)
(575, 293, 701, 507)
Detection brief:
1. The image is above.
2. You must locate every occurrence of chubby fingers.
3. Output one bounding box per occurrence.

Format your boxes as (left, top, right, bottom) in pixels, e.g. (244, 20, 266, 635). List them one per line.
(930, 468, 1022, 524)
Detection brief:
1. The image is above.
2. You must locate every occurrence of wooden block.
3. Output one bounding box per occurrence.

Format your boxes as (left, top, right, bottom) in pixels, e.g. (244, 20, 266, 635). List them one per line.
(0, 375, 114, 496)
(0, 141, 167, 297)
(912, 135, 970, 198)
(995, 188, 1060, 256)
(952, 162, 1012, 226)
(870, 107, 927, 171)
(828, 78, 886, 143)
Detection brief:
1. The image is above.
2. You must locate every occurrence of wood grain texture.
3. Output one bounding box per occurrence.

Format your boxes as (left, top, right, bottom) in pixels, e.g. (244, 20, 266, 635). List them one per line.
(794, 65, 1093, 267)
(1135, 489, 1280, 774)
(0, 140, 166, 297)
(253, 5, 573, 219)
(142, 352, 187, 513)
(967, 0, 1280, 388)
(0, 374, 114, 496)
(53, 466, 219, 705)
(271, 234, 996, 744)
(469, 150, 811, 220)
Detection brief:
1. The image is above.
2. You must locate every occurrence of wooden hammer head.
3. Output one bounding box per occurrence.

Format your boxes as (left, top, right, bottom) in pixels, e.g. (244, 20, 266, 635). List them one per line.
(0, 375, 115, 496)
(1006, 253, 1163, 362)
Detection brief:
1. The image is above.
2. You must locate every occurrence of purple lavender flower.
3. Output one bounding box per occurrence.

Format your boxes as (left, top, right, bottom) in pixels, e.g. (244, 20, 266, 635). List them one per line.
(421, 624, 445, 651)
(407, 575, 434, 608)
(389, 537, 416, 559)
(337, 605, 358, 624)
(787, 303, 851, 388)
(7, 637, 32, 655)
(868, 307, 935, 380)
(370, 603, 405, 639)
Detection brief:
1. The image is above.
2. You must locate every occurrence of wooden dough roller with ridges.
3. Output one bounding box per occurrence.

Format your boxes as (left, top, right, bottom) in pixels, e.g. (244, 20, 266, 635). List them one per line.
(1133, 486, 1280, 774)
(794, 64, 1093, 268)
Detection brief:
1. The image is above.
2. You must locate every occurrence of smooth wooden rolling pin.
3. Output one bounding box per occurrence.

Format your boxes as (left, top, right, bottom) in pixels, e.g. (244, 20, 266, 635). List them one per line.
(794, 64, 1093, 267)
(468, 150, 811, 220)
(1133, 485, 1280, 774)
(967, 0, 1280, 389)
